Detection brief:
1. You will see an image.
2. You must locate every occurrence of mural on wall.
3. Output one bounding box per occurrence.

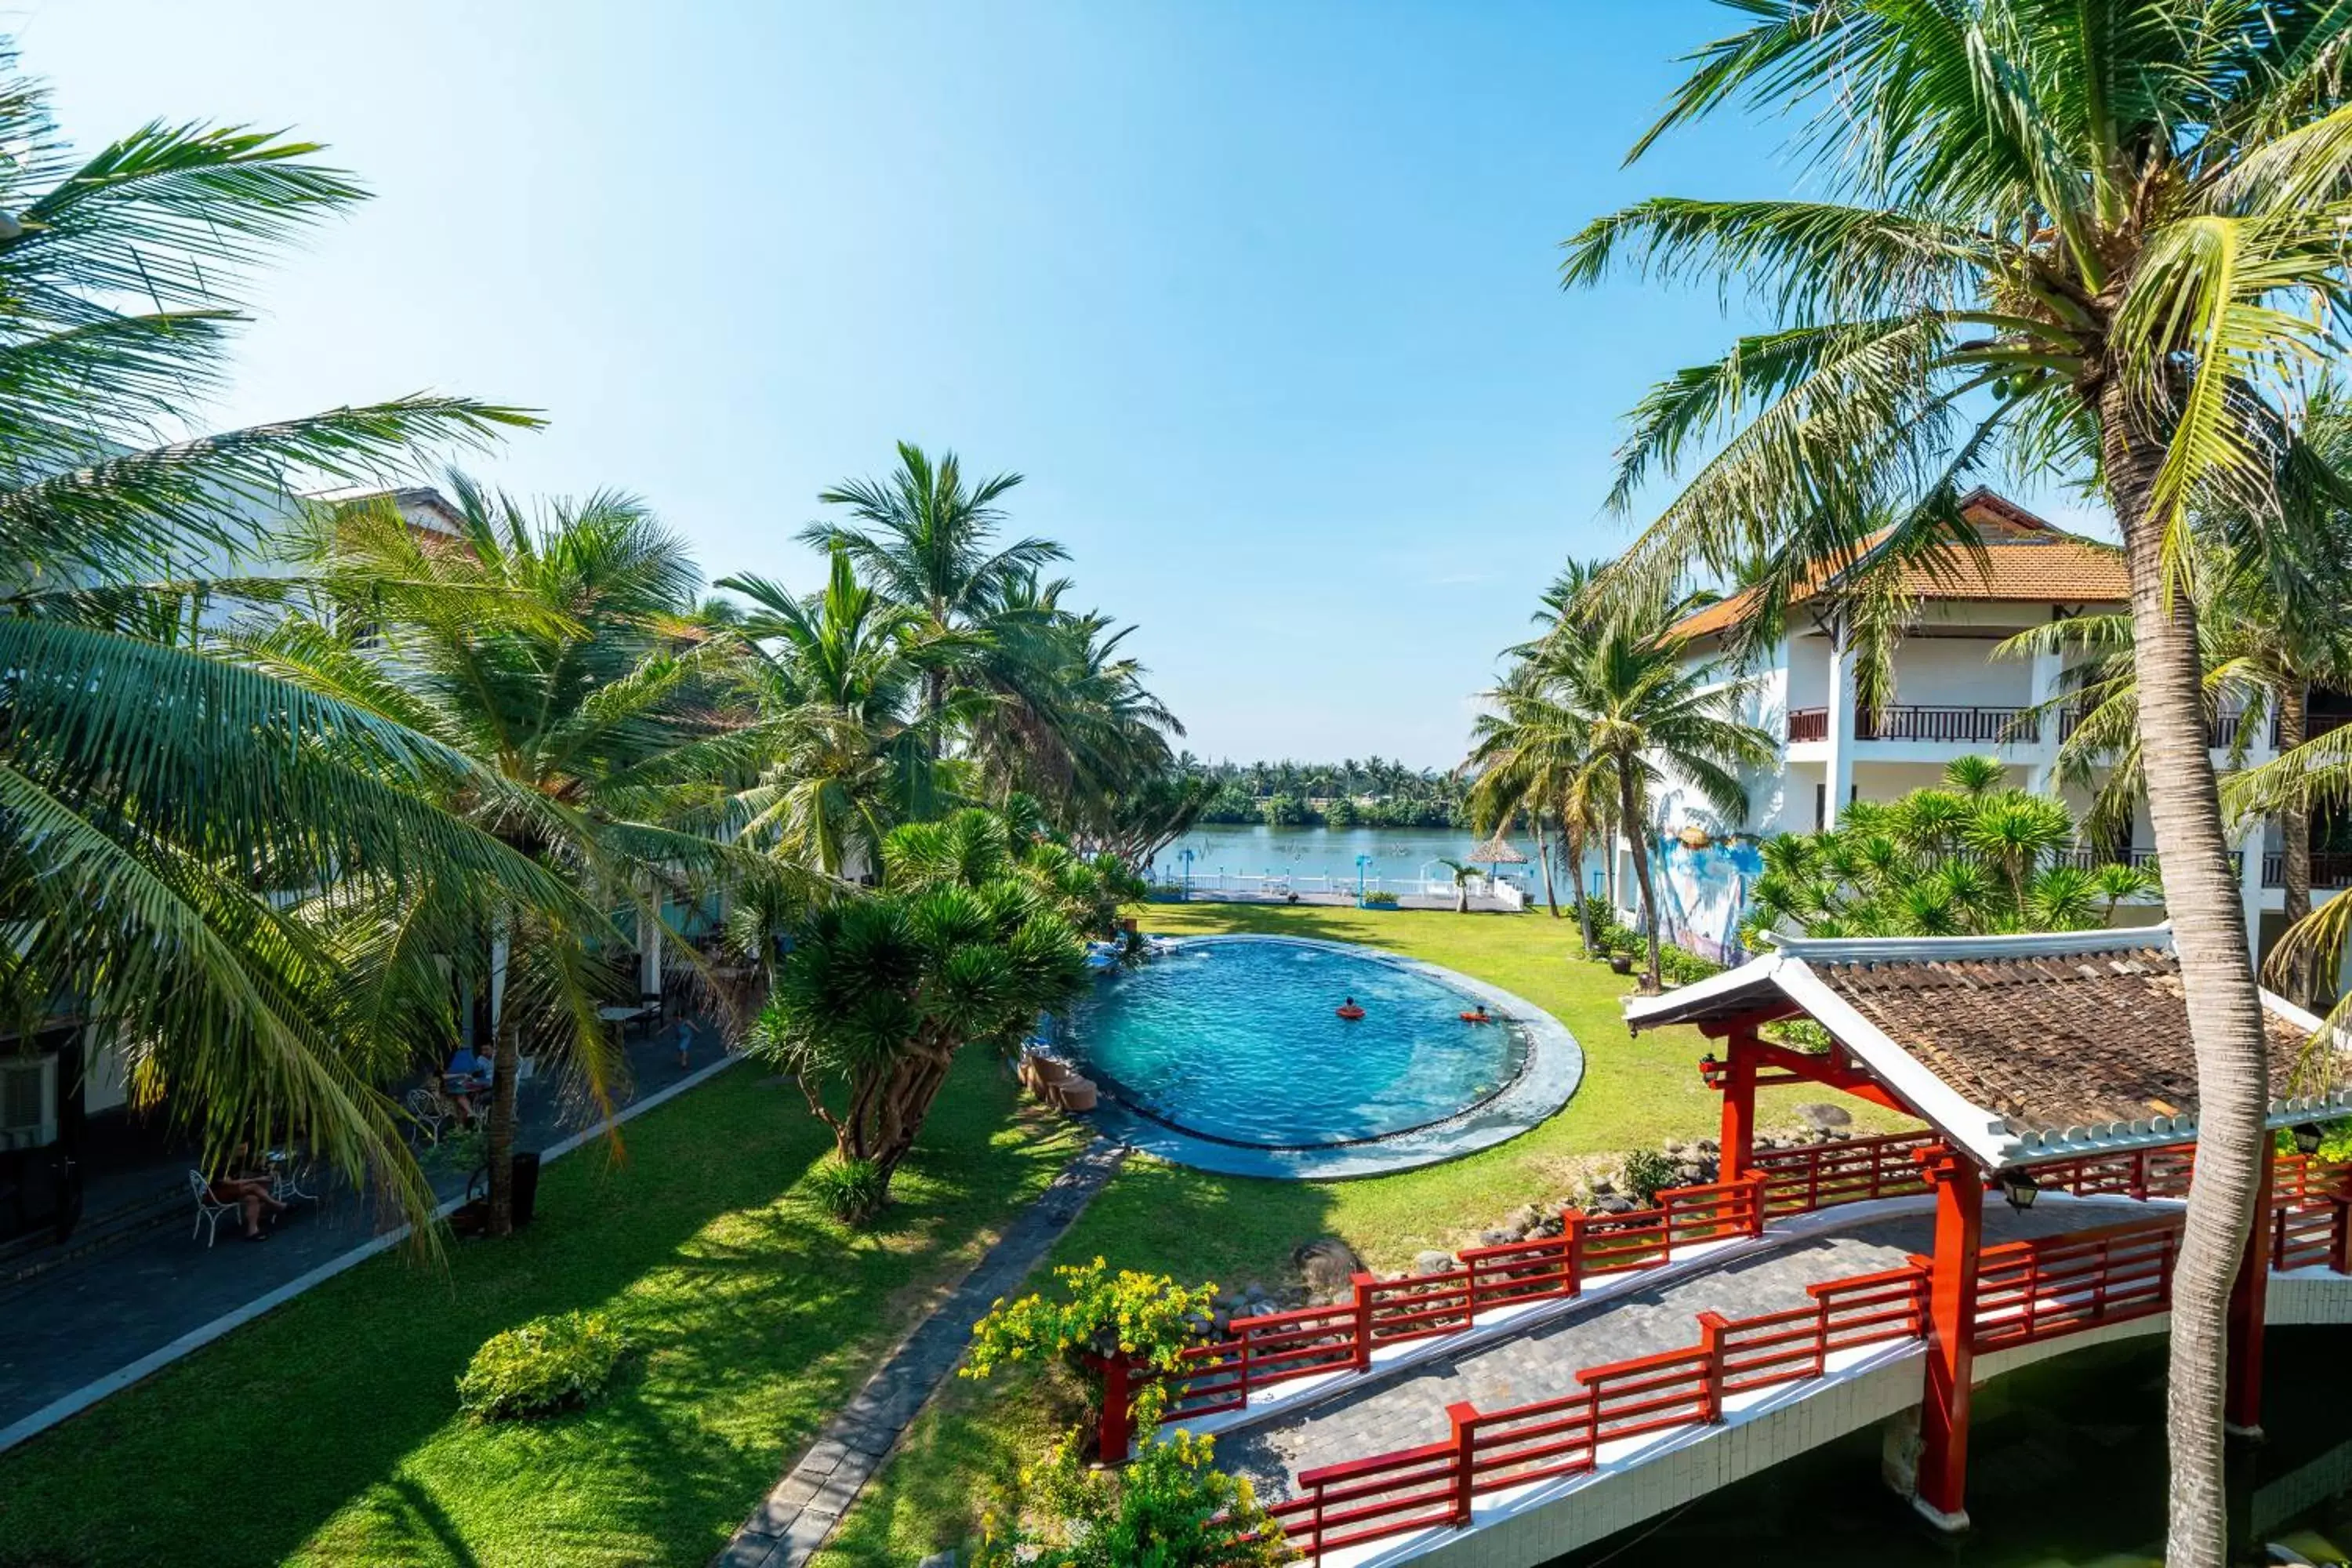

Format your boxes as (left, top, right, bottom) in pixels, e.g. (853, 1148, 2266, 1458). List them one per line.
(1654, 826, 1764, 964)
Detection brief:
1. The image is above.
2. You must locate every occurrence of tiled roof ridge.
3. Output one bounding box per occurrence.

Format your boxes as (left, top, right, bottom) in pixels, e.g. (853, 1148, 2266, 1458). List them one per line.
(1665, 489, 2127, 641)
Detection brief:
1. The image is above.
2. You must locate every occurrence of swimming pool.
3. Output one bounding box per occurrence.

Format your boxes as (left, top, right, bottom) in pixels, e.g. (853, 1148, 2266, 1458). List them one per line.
(1058, 935, 1543, 1152)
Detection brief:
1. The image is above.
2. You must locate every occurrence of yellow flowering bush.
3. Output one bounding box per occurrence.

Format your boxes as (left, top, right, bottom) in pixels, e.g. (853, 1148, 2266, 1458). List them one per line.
(973, 1427, 1291, 1567)
(963, 1258, 1217, 1430)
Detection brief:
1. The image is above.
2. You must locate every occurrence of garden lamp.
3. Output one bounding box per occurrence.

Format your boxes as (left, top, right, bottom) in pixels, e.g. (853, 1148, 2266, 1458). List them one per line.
(2292, 1122, 2325, 1156)
(1998, 1171, 2040, 1211)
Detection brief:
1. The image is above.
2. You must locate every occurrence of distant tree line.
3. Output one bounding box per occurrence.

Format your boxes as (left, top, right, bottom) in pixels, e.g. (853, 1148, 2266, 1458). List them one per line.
(1178, 756, 1468, 829)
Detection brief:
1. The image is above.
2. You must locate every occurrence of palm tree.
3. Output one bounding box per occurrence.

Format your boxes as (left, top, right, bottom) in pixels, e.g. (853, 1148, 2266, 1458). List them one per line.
(251, 479, 746, 1233)
(1465, 663, 1606, 944)
(964, 572, 1185, 829)
(798, 442, 1065, 753)
(1563, 10, 2352, 1545)
(1544, 606, 1773, 993)
(0, 46, 542, 1231)
(716, 547, 972, 878)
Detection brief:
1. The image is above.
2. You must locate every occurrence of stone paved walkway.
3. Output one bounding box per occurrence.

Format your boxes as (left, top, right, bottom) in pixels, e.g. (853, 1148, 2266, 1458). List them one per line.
(0, 1016, 734, 1438)
(714, 1137, 1129, 1568)
(1218, 1199, 2150, 1501)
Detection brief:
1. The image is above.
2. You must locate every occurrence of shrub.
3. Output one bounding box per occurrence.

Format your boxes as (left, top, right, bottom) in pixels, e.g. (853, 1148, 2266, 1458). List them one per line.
(1359, 890, 1399, 908)
(1655, 945, 1725, 987)
(456, 1311, 632, 1421)
(804, 1155, 888, 1225)
(1617, 1148, 1681, 1207)
(964, 1258, 1216, 1433)
(975, 1428, 1287, 1568)
(1762, 1017, 1835, 1054)
(2278, 1117, 2352, 1162)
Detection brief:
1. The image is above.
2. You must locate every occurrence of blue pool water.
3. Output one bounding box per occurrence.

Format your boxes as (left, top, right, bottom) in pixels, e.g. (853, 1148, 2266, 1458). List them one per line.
(1059, 937, 1528, 1149)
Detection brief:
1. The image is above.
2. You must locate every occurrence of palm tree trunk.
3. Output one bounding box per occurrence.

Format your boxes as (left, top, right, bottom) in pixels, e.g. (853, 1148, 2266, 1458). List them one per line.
(486, 999, 521, 1236)
(2279, 683, 2314, 1006)
(2102, 390, 2270, 1568)
(1619, 770, 1662, 993)
(1534, 816, 1560, 917)
(1568, 825, 1598, 954)
(1602, 804, 1619, 909)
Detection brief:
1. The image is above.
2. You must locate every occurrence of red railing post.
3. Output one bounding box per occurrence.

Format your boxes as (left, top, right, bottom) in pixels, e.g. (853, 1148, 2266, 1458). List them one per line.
(1744, 1171, 1768, 1238)
(1561, 1208, 1588, 1298)
(1350, 1272, 1377, 1374)
(2331, 1196, 2352, 1276)
(1696, 1311, 1730, 1422)
(1446, 1400, 1479, 1525)
(1097, 1353, 1135, 1465)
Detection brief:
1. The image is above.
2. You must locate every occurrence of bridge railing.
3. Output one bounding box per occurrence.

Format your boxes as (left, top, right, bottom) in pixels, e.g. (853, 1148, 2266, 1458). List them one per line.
(1750, 1130, 1942, 1213)
(1969, 1214, 2180, 1350)
(1160, 1176, 1769, 1423)
(1267, 1264, 1931, 1562)
(1167, 1142, 2347, 1426)
(2273, 1154, 2352, 1273)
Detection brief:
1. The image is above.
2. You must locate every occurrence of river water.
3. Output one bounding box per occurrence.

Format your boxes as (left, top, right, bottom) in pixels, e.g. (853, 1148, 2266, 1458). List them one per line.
(1552, 1329, 2351, 1566)
(1151, 825, 1556, 897)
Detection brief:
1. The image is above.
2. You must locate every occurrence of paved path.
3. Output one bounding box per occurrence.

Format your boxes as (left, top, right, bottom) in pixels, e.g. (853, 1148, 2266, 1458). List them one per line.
(715, 1137, 1130, 1568)
(1218, 1200, 2145, 1501)
(0, 1017, 733, 1436)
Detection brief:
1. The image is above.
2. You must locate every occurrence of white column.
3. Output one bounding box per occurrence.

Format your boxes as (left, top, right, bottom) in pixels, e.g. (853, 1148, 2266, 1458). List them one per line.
(488, 931, 510, 1028)
(2024, 644, 2064, 797)
(2239, 821, 2268, 969)
(1756, 636, 1793, 831)
(1824, 619, 1857, 829)
(639, 906, 664, 1000)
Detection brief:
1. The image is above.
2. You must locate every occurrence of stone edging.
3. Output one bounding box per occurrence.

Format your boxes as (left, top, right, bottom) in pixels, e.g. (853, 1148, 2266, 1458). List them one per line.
(713, 1137, 1131, 1568)
(1073, 933, 1584, 1178)
(0, 1051, 746, 1456)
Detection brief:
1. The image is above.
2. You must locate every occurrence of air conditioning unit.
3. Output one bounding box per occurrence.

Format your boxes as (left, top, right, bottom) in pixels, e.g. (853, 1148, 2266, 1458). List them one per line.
(0, 1054, 57, 1151)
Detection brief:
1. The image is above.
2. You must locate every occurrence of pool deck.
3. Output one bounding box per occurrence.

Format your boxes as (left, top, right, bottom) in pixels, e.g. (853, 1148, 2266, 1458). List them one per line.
(1073, 934, 1582, 1179)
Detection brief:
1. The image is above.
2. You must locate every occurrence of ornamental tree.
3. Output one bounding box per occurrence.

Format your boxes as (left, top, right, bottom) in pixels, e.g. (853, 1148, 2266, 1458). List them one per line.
(752, 809, 1091, 1215)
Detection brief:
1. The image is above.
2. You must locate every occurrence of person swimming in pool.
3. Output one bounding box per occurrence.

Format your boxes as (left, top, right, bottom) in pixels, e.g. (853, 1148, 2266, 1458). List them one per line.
(1335, 996, 1365, 1020)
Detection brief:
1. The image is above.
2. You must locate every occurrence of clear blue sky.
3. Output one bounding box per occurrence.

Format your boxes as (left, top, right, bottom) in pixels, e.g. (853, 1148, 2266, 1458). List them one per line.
(26, 2, 2096, 768)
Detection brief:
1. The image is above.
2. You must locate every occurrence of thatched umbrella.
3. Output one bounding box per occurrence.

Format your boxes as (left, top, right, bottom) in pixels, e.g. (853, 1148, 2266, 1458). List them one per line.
(1472, 834, 1527, 877)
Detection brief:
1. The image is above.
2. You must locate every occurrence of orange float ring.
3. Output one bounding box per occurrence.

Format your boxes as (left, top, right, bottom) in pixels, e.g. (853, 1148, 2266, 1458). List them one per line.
(1335, 1004, 1366, 1020)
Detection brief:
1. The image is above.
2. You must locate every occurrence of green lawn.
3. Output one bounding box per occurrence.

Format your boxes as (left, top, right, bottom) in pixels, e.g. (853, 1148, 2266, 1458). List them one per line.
(814, 902, 1912, 1565)
(0, 1056, 1081, 1568)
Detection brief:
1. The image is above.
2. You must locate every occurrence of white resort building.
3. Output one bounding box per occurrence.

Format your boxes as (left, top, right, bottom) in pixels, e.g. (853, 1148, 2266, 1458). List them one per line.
(1621, 488, 2352, 969)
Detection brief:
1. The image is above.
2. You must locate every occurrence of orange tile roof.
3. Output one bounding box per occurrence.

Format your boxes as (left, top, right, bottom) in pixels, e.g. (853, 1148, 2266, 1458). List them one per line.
(1668, 489, 2128, 641)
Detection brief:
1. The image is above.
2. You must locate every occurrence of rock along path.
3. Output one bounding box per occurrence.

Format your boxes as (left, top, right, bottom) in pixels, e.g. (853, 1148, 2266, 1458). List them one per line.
(715, 1136, 1128, 1568)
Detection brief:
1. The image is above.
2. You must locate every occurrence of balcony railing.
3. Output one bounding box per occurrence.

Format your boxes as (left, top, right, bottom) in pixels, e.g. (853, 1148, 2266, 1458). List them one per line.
(2054, 847, 2166, 873)
(2259, 851, 2352, 890)
(1864, 705, 2038, 742)
(1785, 705, 2038, 745)
(2274, 710, 2352, 749)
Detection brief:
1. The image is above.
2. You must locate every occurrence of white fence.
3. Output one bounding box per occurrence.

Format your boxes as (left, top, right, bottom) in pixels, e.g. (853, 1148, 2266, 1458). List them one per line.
(1155, 870, 1534, 902)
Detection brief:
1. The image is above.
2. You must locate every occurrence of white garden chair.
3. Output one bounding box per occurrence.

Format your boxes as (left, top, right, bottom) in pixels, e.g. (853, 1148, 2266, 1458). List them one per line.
(405, 1085, 452, 1145)
(187, 1170, 238, 1248)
